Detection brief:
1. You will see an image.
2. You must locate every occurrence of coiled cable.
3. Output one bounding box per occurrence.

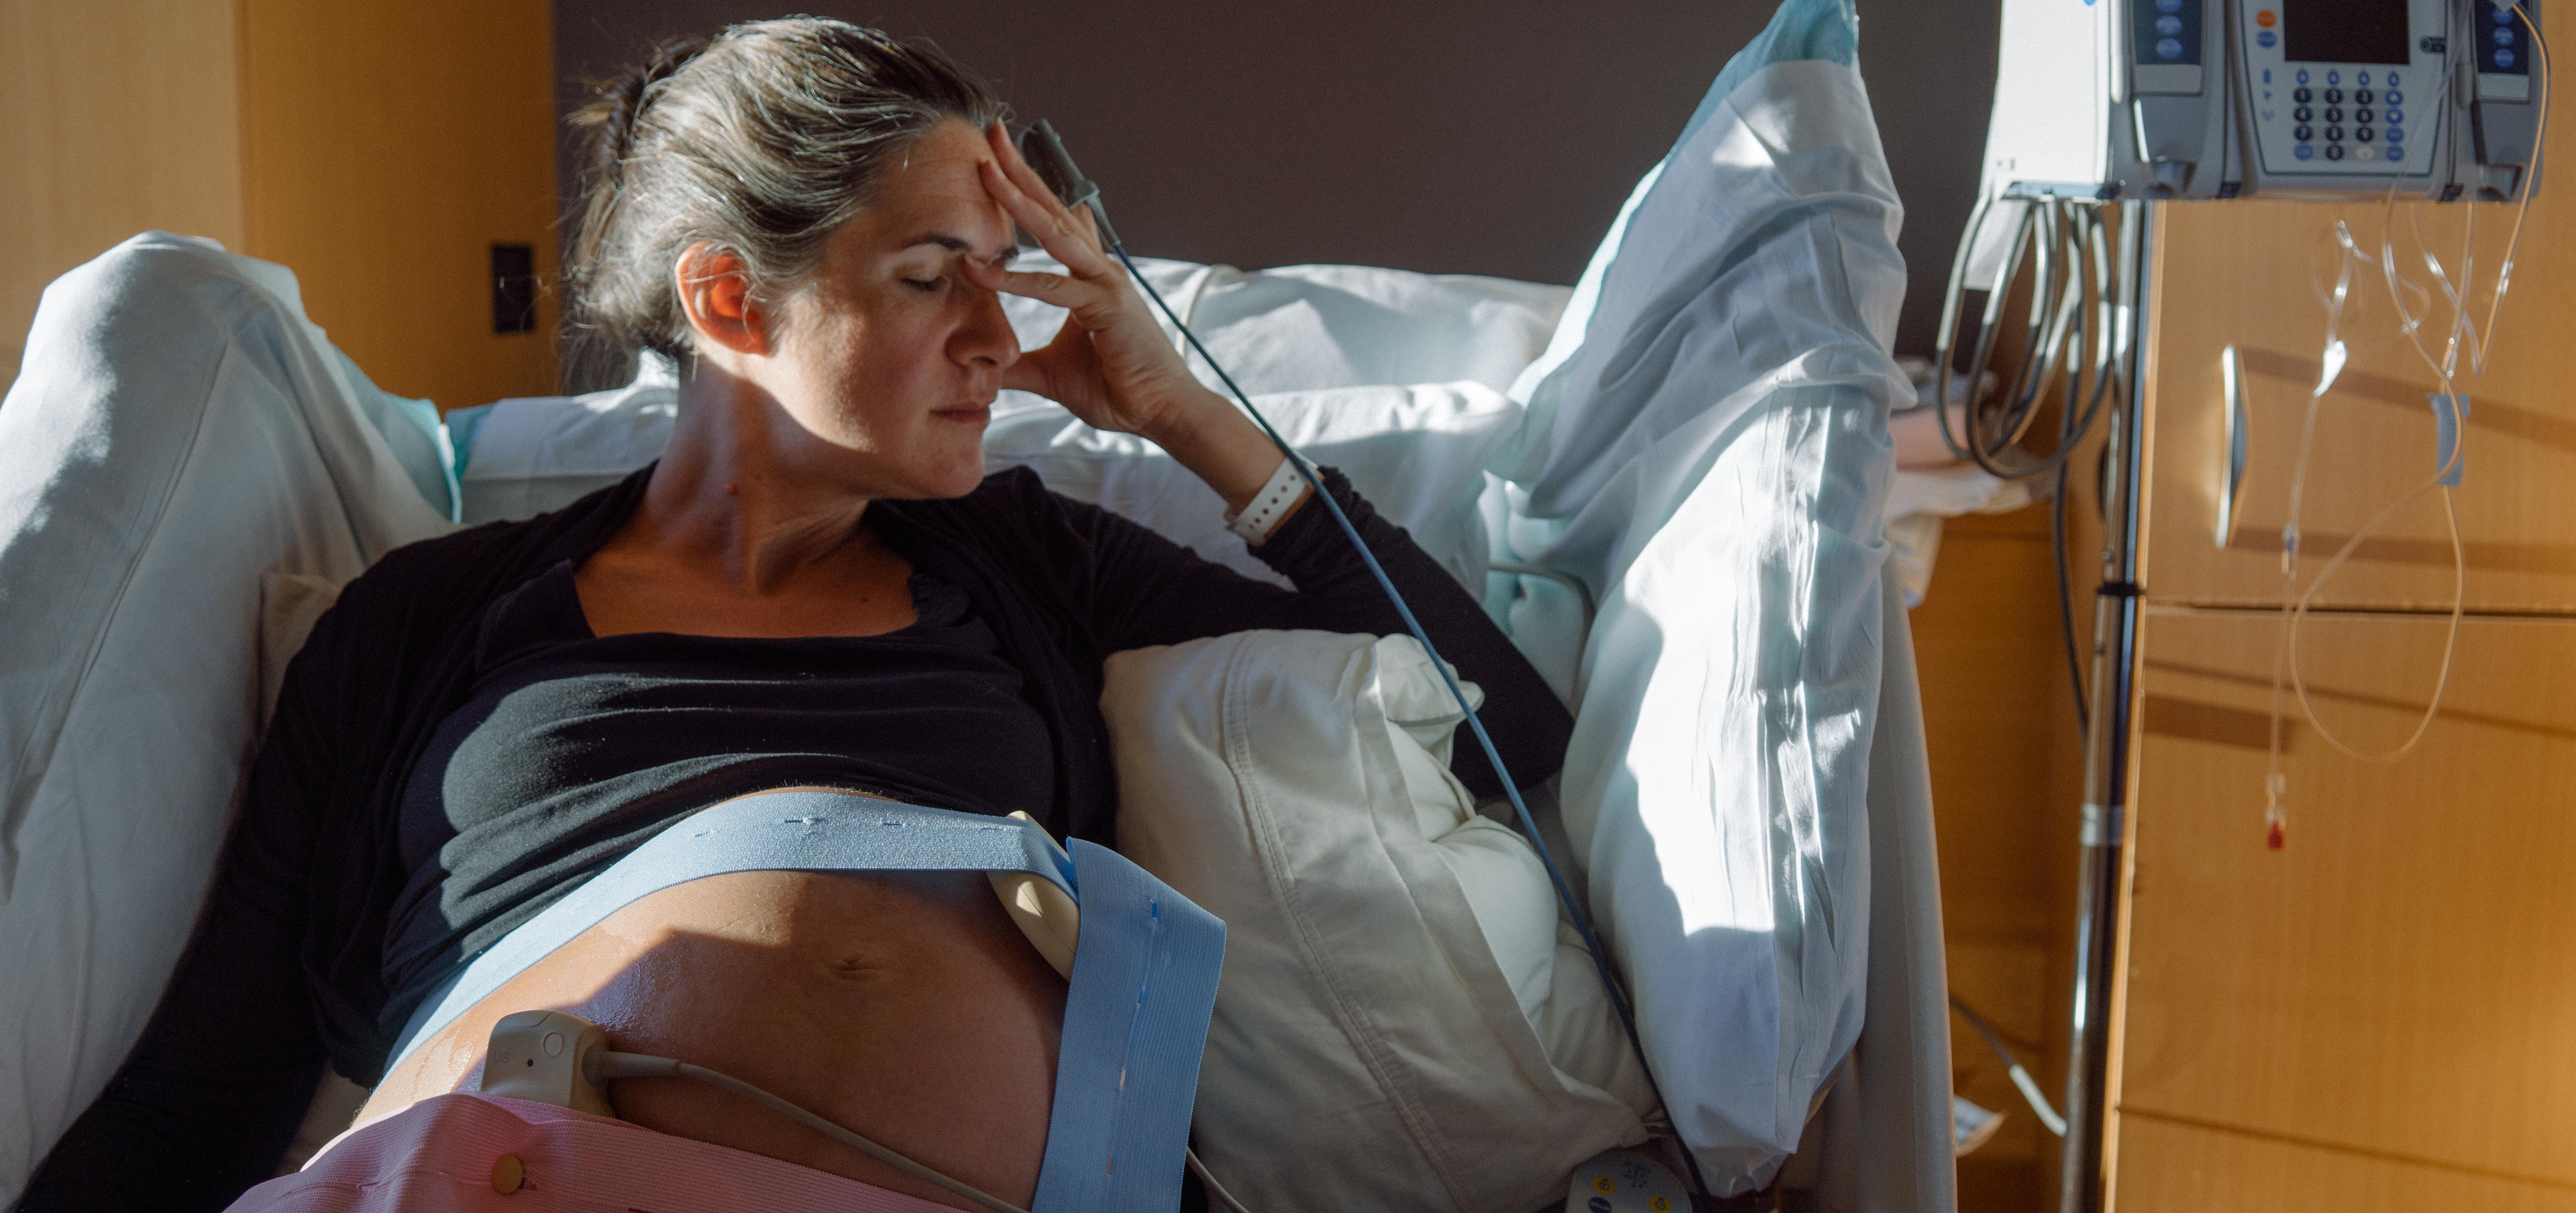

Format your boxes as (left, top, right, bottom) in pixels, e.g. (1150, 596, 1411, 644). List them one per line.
(1932, 195, 2122, 482)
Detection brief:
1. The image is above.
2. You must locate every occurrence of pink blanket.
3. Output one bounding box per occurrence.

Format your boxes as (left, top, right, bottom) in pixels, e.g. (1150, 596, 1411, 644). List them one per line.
(228, 1093, 957, 1211)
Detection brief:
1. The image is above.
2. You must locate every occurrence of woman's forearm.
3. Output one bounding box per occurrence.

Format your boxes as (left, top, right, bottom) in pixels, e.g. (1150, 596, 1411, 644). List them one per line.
(1141, 389, 1313, 517)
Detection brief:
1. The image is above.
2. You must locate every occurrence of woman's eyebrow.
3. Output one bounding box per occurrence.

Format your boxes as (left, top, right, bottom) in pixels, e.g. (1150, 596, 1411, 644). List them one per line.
(899, 234, 1016, 265)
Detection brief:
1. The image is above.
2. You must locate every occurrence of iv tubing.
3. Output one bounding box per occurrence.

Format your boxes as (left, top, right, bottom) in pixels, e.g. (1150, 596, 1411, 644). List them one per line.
(2263, 2, 2547, 831)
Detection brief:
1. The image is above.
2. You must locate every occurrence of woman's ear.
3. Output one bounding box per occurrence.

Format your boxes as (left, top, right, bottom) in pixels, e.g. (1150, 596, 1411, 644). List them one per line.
(674, 242, 771, 358)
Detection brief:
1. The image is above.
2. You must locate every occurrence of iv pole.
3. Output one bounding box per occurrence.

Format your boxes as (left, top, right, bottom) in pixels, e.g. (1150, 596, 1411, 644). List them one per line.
(2057, 197, 2153, 1213)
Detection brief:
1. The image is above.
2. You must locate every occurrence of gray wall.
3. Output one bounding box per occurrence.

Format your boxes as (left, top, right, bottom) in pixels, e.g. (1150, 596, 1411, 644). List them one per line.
(555, 2, 1997, 382)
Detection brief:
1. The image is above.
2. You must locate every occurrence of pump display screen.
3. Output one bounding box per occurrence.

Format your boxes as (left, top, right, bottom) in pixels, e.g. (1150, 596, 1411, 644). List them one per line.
(2281, 0, 2412, 64)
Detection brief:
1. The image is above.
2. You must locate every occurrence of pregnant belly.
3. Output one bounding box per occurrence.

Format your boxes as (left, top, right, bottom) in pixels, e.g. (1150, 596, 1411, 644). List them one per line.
(358, 796, 1066, 1210)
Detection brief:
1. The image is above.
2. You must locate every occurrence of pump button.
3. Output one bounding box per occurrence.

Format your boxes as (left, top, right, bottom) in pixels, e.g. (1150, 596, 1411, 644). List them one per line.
(2356, 88, 2375, 104)
(2293, 124, 2314, 141)
(2356, 126, 2375, 143)
(2386, 90, 2404, 105)
(2324, 88, 2344, 103)
(2386, 107, 2404, 123)
(2325, 144, 2346, 161)
(2325, 125, 2345, 142)
(2295, 143, 2316, 161)
(2294, 106, 2313, 121)
(2356, 107, 2375, 123)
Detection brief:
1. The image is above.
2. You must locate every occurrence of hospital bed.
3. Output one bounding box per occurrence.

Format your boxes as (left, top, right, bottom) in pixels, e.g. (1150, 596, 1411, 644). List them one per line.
(0, 1, 1953, 1208)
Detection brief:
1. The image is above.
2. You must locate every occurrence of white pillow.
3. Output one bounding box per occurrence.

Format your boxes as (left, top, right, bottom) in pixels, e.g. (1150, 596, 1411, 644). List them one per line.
(1105, 630, 1654, 1213)
(994, 252, 1567, 399)
(979, 381, 1517, 591)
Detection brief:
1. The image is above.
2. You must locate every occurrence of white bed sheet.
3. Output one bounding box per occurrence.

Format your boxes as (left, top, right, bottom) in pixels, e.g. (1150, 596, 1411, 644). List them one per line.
(1481, 0, 1947, 1199)
(0, 234, 456, 1200)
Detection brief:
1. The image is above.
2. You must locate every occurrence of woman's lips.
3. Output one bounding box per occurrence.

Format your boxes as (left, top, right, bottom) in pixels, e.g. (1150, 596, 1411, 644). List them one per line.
(932, 403, 991, 425)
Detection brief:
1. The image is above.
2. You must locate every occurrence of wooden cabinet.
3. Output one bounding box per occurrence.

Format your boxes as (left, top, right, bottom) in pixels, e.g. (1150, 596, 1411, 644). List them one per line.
(2, 0, 557, 410)
(2113, 608, 2576, 1209)
(2101, 7, 2576, 1203)
(2141, 195, 2576, 613)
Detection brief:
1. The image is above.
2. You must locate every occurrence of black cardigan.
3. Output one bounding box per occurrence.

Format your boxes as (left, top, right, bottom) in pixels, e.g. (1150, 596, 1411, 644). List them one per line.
(26, 464, 1571, 1210)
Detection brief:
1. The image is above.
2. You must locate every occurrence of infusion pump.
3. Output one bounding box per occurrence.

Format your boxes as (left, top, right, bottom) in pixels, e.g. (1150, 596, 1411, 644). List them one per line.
(1981, 0, 2543, 203)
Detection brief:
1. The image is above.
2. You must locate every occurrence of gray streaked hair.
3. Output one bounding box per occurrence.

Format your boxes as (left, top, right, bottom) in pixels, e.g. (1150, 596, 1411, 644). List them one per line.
(566, 19, 1008, 367)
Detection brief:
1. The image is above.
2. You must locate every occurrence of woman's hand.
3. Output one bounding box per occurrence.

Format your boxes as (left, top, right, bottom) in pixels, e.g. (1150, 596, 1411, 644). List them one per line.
(963, 122, 1298, 516)
(962, 122, 1216, 442)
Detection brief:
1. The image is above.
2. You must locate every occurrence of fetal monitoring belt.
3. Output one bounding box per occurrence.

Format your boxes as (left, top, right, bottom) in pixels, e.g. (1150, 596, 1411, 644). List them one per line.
(388, 790, 1227, 1213)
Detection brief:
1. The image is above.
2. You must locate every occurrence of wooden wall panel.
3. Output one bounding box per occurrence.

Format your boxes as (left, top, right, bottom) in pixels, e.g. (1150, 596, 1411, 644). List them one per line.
(0, 0, 245, 397)
(240, 0, 559, 411)
(2120, 607, 2576, 1189)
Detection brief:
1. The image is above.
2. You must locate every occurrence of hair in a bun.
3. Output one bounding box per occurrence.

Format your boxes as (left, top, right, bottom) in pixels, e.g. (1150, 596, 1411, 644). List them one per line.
(565, 20, 1005, 370)
(576, 36, 706, 189)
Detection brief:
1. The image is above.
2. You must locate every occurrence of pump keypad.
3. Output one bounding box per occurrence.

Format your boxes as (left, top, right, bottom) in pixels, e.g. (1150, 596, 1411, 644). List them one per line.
(2240, 3, 2437, 179)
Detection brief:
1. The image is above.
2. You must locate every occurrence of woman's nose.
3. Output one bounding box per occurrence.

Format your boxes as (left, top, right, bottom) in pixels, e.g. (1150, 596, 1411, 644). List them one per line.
(954, 283, 1020, 370)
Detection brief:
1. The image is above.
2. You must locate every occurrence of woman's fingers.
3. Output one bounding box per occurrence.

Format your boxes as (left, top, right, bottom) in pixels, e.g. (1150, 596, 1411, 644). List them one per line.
(981, 161, 1110, 279)
(991, 124, 1103, 251)
(980, 124, 1112, 276)
(961, 255, 1095, 315)
(967, 122, 1209, 437)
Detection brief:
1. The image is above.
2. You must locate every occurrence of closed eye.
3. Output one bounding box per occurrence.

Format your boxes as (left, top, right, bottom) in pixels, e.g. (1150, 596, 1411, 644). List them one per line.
(903, 277, 942, 293)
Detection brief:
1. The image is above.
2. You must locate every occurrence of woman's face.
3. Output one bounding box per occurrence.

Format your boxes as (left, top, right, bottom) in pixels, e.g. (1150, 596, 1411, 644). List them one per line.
(755, 119, 1022, 499)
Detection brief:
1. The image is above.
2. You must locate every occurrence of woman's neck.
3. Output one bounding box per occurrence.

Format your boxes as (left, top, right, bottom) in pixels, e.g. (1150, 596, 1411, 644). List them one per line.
(631, 362, 884, 595)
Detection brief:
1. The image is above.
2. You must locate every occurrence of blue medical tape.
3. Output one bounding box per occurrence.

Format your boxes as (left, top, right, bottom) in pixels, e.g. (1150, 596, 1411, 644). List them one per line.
(385, 791, 1224, 1213)
(2430, 392, 2471, 487)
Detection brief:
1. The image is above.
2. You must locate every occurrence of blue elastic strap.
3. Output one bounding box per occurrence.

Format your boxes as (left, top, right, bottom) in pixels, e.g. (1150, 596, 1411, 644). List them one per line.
(1034, 840, 1226, 1213)
(388, 791, 1225, 1213)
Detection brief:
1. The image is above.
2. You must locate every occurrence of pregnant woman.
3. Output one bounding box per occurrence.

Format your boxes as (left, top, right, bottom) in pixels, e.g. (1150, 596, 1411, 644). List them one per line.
(25, 18, 1568, 1211)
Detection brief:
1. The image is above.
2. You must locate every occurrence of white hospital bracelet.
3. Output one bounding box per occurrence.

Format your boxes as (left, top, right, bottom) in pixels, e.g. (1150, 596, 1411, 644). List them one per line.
(1225, 457, 1310, 545)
